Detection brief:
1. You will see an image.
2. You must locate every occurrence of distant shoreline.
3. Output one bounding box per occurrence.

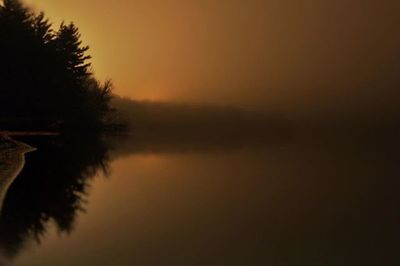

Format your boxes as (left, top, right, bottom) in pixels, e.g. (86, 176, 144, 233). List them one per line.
(0, 131, 60, 137)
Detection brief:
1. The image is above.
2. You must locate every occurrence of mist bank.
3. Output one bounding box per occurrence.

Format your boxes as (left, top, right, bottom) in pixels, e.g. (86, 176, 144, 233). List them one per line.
(110, 96, 291, 134)
(110, 96, 400, 137)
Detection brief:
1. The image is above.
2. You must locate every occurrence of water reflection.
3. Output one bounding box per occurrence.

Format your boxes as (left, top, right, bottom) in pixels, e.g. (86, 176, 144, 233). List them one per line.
(0, 130, 286, 264)
(110, 128, 290, 157)
(0, 130, 400, 265)
(0, 134, 110, 264)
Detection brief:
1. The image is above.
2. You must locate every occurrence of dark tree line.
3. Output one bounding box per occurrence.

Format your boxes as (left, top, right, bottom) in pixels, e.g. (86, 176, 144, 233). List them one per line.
(0, 0, 113, 131)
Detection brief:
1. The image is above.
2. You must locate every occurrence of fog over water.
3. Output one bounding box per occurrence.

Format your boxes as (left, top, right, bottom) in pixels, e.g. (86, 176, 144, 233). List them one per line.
(1, 1, 400, 265)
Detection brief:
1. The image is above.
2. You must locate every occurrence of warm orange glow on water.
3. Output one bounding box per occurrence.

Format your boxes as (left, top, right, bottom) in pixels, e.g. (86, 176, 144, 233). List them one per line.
(2, 1, 400, 264)
(11, 137, 400, 265)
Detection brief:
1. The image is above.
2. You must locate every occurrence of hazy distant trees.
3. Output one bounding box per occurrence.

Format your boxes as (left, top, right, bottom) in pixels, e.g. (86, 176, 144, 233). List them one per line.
(0, 0, 113, 131)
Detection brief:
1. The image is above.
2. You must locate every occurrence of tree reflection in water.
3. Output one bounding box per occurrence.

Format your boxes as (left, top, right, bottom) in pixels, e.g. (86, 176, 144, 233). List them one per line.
(0, 133, 111, 262)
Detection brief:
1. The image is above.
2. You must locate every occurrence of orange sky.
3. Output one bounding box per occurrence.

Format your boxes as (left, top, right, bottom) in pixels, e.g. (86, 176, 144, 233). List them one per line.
(24, 0, 400, 113)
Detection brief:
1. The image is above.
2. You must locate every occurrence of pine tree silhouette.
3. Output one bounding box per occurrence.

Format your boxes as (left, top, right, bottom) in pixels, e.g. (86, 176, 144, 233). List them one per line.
(0, 0, 113, 131)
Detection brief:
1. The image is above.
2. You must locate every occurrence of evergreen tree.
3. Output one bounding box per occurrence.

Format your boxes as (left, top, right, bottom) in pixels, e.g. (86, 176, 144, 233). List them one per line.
(56, 22, 91, 81)
(0, 0, 113, 131)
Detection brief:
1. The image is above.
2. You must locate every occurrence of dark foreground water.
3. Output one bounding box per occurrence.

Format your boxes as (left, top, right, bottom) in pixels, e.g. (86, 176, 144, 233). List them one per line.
(0, 131, 399, 266)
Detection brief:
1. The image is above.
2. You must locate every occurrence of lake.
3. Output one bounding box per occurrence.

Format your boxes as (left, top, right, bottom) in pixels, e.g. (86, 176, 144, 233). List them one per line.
(1, 131, 399, 266)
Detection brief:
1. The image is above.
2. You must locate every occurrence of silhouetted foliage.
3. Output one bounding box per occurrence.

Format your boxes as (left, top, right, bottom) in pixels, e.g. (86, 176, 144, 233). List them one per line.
(0, 133, 111, 260)
(0, 0, 113, 131)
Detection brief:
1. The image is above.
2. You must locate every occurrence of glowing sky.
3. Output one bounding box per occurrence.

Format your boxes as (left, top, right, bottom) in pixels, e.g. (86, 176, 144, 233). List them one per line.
(25, 0, 400, 112)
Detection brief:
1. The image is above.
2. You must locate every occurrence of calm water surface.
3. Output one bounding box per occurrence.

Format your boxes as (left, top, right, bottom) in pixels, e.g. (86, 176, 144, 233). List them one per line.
(1, 133, 399, 266)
